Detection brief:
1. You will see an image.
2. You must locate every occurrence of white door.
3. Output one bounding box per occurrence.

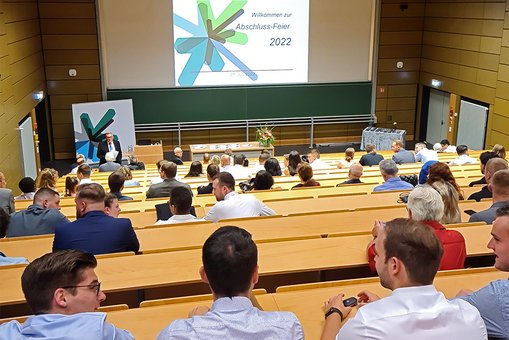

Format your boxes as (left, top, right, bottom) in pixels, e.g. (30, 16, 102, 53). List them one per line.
(426, 88, 449, 144)
(457, 100, 488, 150)
(19, 116, 37, 179)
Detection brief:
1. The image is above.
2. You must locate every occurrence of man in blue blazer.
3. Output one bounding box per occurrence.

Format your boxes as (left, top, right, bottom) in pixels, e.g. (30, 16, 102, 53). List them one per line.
(53, 183, 139, 255)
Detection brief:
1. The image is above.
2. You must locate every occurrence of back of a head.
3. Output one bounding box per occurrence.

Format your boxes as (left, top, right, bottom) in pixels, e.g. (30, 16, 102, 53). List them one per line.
(202, 226, 257, 298)
(206, 163, 220, 179)
(220, 154, 231, 166)
(383, 218, 443, 285)
(427, 162, 454, 184)
(310, 149, 320, 159)
(480, 151, 498, 166)
(297, 162, 314, 182)
(288, 150, 301, 169)
(170, 186, 193, 214)
(19, 177, 36, 194)
(393, 139, 404, 148)
(433, 143, 442, 151)
(65, 177, 79, 196)
(76, 183, 106, 203)
(34, 188, 59, 206)
(37, 168, 59, 188)
(407, 185, 444, 222)
(234, 154, 244, 165)
(210, 155, 221, 166)
(203, 153, 210, 163)
(491, 169, 509, 196)
(105, 152, 115, 162)
(456, 145, 468, 155)
(259, 152, 270, 164)
(440, 139, 450, 146)
(21, 250, 97, 314)
(264, 158, 282, 176)
(365, 144, 375, 153)
(108, 172, 125, 192)
(186, 161, 203, 177)
(379, 159, 398, 176)
(349, 163, 363, 178)
(492, 144, 506, 159)
(214, 172, 235, 191)
(345, 148, 355, 162)
(77, 164, 91, 177)
(118, 165, 133, 180)
(486, 158, 509, 177)
(253, 170, 274, 190)
(156, 160, 166, 171)
(161, 161, 177, 179)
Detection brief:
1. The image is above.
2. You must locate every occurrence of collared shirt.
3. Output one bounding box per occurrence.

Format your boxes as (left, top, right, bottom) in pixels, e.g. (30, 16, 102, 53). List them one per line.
(225, 165, 251, 180)
(469, 200, 509, 224)
(7, 204, 69, 237)
(14, 192, 35, 201)
(416, 148, 439, 163)
(79, 178, 99, 185)
(449, 154, 477, 165)
(0, 312, 133, 340)
(204, 192, 276, 222)
(337, 285, 487, 340)
(157, 296, 303, 340)
(155, 214, 199, 225)
(373, 177, 414, 192)
(111, 192, 133, 201)
(457, 279, 509, 339)
(310, 158, 330, 170)
(444, 145, 457, 153)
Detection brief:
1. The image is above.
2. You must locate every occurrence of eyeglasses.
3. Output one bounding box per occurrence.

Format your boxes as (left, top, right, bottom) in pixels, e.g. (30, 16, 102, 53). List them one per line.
(61, 282, 101, 296)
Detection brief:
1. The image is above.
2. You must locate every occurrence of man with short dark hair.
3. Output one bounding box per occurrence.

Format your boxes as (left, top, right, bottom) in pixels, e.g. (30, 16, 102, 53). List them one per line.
(197, 164, 220, 195)
(146, 161, 192, 198)
(254, 152, 271, 173)
(108, 172, 132, 201)
(104, 193, 121, 218)
(226, 154, 250, 179)
(53, 183, 139, 255)
(470, 169, 509, 224)
(373, 160, 414, 192)
(449, 145, 477, 165)
(156, 186, 198, 225)
(97, 131, 122, 165)
(7, 188, 69, 237)
(321, 218, 486, 340)
(359, 144, 384, 166)
(0, 250, 134, 339)
(469, 151, 499, 187)
(440, 139, 457, 153)
(468, 157, 508, 202)
(203, 172, 275, 222)
(391, 140, 415, 164)
(157, 226, 303, 339)
(15, 177, 36, 200)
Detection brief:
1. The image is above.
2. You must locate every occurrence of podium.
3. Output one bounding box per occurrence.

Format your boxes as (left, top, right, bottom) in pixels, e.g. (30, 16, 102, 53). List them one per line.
(134, 144, 163, 164)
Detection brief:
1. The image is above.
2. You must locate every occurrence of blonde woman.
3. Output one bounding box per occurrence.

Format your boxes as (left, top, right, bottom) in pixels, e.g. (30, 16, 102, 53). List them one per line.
(36, 168, 59, 192)
(337, 148, 357, 169)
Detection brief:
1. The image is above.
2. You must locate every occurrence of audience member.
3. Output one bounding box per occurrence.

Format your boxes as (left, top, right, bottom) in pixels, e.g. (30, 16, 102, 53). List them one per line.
(203, 172, 275, 222)
(321, 218, 486, 340)
(185, 161, 204, 178)
(116, 165, 140, 187)
(391, 139, 416, 164)
(430, 180, 462, 224)
(0, 250, 134, 339)
(337, 148, 357, 169)
(15, 177, 36, 200)
(440, 139, 457, 153)
(414, 142, 438, 163)
(252, 170, 274, 190)
(98, 152, 121, 172)
(0, 208, 9, 238)
(7, 188, 69, 238)
(433, 142, 443, 152)
(418, 160, 438, 184)
(469, 158, 508, 202)
(469, 151, 498, 187)
(0, 171, 15, 214)
(264, 157, 282, 176)
(457, 206, 509, 339)
(284, 151, 303, 176)
(108, 172, 132, 201)
(36, 168, 59, 191)
(157, 226, 303, 339)
(210, 155, 221, 166)
(53, 183, 139, 255)
(76, 164, 95, 185)
(226, 154, 250, 179)
(197, 164, 220, 195)
(367, 185, 466, 273)
(104, 193, 121, 218)
(337, 163, 363, 185)
(65, 176, 79, 197)
(146, 161, 192, 198)
(492, 143, 506, 159)
(373, 160, 414, 192)
(449, 145, 477, 165)
(220, 154, 233, 172)
(97, 131, 122, 165)
(70, 153, 85, 174)
(170, 146, 184, 165)
(155, 186, 198, 225)
(203, 152, 210, 165)
(308, 149, 328, 169)
(254, 152, 271, 173)
(470, 169, 509, 224)
(359, 144, 384, 166)
(427, 162, 465, 199)
(150, 160, 167, 185)
(293, 163, 320, 188)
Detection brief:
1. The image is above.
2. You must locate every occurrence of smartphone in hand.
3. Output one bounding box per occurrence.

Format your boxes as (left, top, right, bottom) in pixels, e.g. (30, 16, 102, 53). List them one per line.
(343, 297, 358, 307)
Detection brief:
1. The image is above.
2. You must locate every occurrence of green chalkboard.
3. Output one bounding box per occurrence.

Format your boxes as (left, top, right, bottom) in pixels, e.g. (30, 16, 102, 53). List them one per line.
(107, 82, 371, 124)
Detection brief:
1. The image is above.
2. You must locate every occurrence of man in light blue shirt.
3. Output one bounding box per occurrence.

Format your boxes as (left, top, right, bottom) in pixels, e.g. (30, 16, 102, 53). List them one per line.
(157, 226, 304, 339)
(0, 250, 133, 340)
(373, 160, 414, 192)
(457, 206, 509, 339)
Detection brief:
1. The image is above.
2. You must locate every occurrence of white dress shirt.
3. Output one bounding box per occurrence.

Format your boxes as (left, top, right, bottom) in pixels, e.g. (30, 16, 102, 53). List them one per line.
(204, 192, 276, 222)
(310, 158, 330, 170)
(337, 285, 487, 340)
(155, 214, 199, 225)
(226, 164, 251, 180)
(449, 154, 477, 165)
(415, 148, 439, 163)
(443, 145, 457, 153)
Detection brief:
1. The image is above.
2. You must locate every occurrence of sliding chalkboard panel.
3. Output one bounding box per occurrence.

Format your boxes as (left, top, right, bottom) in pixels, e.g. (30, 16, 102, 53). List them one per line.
(107, 82, 371, 124)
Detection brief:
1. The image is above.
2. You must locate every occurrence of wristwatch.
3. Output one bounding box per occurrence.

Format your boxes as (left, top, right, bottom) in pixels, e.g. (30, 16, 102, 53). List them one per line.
(325, 306, 344, 320)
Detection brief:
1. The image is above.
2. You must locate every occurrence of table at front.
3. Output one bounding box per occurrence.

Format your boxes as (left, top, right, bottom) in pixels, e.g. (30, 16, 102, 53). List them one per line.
(360, 127, 406, 150)
(189, 142, 274, 161)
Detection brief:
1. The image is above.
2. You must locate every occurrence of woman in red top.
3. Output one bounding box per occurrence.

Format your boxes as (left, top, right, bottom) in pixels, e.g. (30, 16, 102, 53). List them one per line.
(292, 163, 320, 189)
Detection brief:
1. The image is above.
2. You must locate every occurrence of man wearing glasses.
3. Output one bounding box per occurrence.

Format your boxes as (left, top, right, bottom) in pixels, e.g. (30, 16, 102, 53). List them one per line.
(0, 250, 133, 339)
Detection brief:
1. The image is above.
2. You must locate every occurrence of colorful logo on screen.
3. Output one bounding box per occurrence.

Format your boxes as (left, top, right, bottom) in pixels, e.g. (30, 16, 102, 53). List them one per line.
(75, 109, 117, 161)
(174, 0, 257, 86)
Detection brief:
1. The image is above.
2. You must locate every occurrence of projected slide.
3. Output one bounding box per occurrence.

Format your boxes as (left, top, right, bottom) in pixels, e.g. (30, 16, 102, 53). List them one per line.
(173, 0, 309, 87)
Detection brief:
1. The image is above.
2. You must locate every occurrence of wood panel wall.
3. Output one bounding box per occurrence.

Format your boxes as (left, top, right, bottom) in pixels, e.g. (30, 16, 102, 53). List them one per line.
(0, 0, 45, 190)
(38, 0, 101, 160)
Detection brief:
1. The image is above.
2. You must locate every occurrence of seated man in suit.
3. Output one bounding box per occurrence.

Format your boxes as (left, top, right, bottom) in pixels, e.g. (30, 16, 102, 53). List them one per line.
(469, 151, 498, 187)
(0, 250, 134, 339)
(470, 169, 509, 224)
(391, 139, 415, 164)
(155, 186, 198, 225)
(98, 152, 121, 172)
(157, 226, 303, 339)
(169, 146, 184, 165)
(7, 188, 69, 237)
(53, 183, 139, 255)
(198, 164, 220, 195)
(97, 132, 122, 165)
(146, 161, 192, 199)
(0, 171, 14, 214)
(468, 157, 508, 202)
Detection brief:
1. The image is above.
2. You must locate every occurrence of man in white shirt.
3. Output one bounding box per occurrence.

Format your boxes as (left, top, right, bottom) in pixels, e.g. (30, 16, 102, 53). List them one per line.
(76, 164, 98, 185)
(155, 186, 198, 225)
(440, 139, 457, 153)
(308, 149, 329, 170)
(227, 154, 251, 180)
(320, 218, 487, 340)
(204, 172, 276, 222)
(220, 154, 234, 173)
(414, 142, 438, 163)
(449, 145, 477, 165)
